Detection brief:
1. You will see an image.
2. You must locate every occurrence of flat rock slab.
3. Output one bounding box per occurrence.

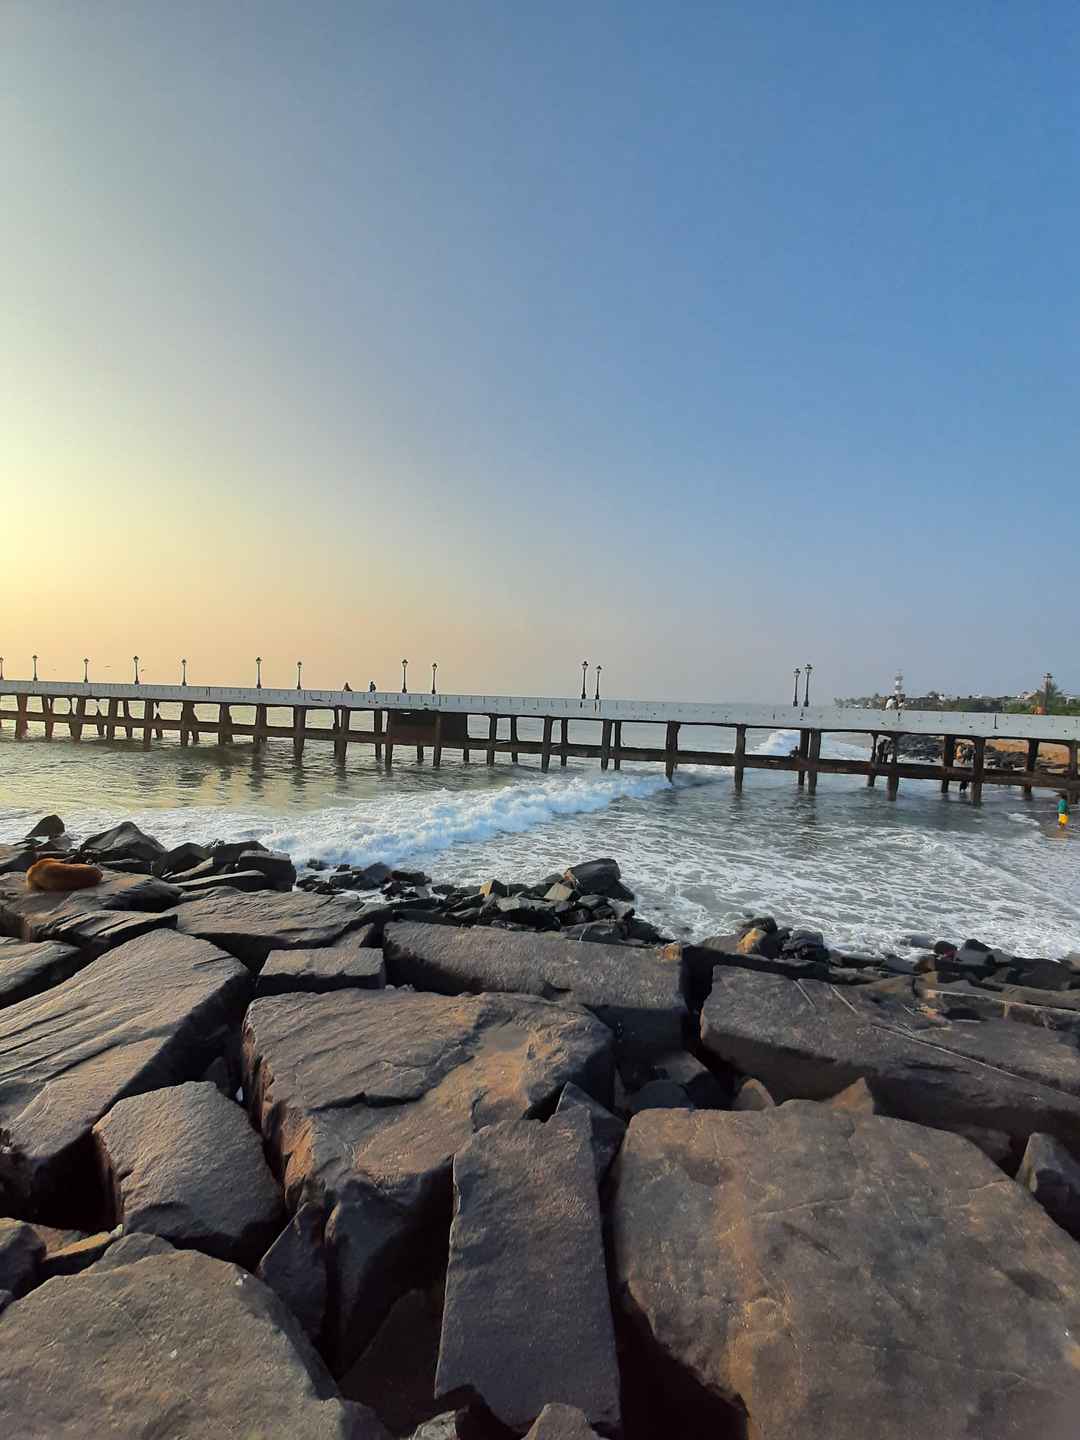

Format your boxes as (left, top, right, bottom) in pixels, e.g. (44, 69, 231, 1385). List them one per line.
(0, 931, 250, 1220)
(384, 921, 686, 1059)
(0, 937, 86, 1007)
(244, 988, 613, 1369)
(257, 936, 385, 996)
(93, 1080, 284, 1266)
(173, 888, 372, 971)
(701, 967, 1080, 1154)
(612, 1103, 1080, 1440)
(0, 868, 181, 955)
(526, 1406, 603, 1439)
(0, 1235, 387, 1438)
(436, 1112, 620, 1432)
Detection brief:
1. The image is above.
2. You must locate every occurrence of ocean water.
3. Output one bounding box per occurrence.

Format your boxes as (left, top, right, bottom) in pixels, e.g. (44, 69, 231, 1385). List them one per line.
(1, 714, 1078, 957)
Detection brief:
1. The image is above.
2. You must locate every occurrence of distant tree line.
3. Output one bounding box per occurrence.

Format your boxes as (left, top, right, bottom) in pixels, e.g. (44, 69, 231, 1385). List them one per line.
(834, 684, 1080, 717)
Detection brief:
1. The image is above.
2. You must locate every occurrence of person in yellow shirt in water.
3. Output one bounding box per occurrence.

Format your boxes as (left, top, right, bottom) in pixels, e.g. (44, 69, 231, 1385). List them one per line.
(1059, 795, 1070, 828)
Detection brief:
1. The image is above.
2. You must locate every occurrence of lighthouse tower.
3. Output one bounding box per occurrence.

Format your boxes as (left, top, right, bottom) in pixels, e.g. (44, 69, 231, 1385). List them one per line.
(893, 671, 905, 710)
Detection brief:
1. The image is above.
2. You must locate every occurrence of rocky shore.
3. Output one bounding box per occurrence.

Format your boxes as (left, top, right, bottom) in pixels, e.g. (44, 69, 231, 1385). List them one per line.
(1, 815, 1080, 1437)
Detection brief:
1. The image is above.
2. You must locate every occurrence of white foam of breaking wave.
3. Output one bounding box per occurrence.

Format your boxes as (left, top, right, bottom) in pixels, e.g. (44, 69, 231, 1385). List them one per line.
(0, 769, 723, 872)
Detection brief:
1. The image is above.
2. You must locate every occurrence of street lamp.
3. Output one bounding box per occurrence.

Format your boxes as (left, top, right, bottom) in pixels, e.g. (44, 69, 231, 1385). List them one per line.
(1044, 671, 1054, 711)
(803, 662, 813, 707)
(32, 654, 38, 682)
(181, 658, 187, 686)
(580, 660, 589, 701)
(133, 656, 140, 684)
(296, 661, 303, 690)
(83, 658, 89, 683)
(401, 659, 408, 693)
(431, 661, 437, 695)
(793, 667, 801, 706)
(594, 664, 602, 702)
(256, 657, 262, 689)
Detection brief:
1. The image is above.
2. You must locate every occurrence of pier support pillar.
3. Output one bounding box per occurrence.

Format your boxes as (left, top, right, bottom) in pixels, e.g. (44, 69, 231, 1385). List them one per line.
(600, 719, 612, 770)
(462, 715, 470, 764)
(887, 736, 901, 800)
(560, 717, 569, 767)
(142, 699, 154, 749)
(95, 702, 105, 738)
(293, 707, 306, 761)
(509, 716, 519, 764)
(374, 709, 384, 764)
(487, 715, 497, 766)
(664, 721, 680, 782)
(797, 730, 809, 787)
(16, 695, 28, 739)
(866, 733, 877, 787)
(971, 737, 986, 806)
(219, 704, 234, 745)
(1023, 739, 1039, 798)
(72, 696, 86, 742)
(106, 697, 119, 741)
(1068, 742, 1079, 803)
(733, 725, 746, 793)
(807, 729, 821, 794)
(613, 720, 623, 770)
(433, 714, 443, 769)
(334, 708, 349, 764)
(253, 705, 268, 751)
(941, 736, 956, 793)
(122, 700, 134, 740)
(384, 712, 395, 770)
(42, 697, 54, 740)
(179, 701, 193, 746)
(541, 717, 553, 772)
(416, 746, 424, 763)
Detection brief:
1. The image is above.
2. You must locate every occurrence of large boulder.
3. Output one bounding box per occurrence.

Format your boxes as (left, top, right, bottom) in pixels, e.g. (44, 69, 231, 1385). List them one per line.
(79, 820, 166, 866)
(526, 1406, 604, 1439)
(0, 937, 86, 1007)
(172, 888, 371, 971)
(256, 935, 385, 996)
(0, 931, 250, 1221)
(383, 921, 686, 1060)
(0, 1219, 44, 1299)
(0, 1235, 389, 1438)
(258, 1202, 328, 1343)
(555, 1082, 626, 1183)
(562, 859, 629, 899)
(700, 966, 1080, 1155)
(243, 988, 613, 1370)
(435, 1111, 620, 1433)
(1018, 1133, 1080, 1239)
(612, 1104, 1080, 1440)
(0, 868, 181, 954)
(93, 1081, 284, 1267)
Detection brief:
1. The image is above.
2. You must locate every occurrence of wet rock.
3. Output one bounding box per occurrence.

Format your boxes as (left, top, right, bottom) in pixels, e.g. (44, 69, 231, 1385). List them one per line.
(0, 937, 86, 1007)
(392, 868, 430, 887)
(1018, 1133, 1080, 1239)
(172, 887, 371, 971)
(93, 1081, 284, 1267)
(80, 820, 166, 866)
(494, 896, 560, 930)
(435, 1111, 620, 1433)
(207, 838, 269, 868)
(243, 988, 613, 1371)
(0, 844, 35, 876)
(612, 1103, 1080, 1440)
(0, 1236, 388, 1438)
(152, 840, 211, 877)
(555, 1082, 626, 1183)
(383, 921, 687, 1060)
(0, 930, 250, 1220)
(228, 849, 297, 892)
(562, 858, 626, 899)
(25, 815, 65, 841)
(174, 868, 276, 895)
(256, 935, 385, 996)
(0, 1218, 44, 1298)
(700, 966, 1080, 1154)
(258, 1201, 328, 1342)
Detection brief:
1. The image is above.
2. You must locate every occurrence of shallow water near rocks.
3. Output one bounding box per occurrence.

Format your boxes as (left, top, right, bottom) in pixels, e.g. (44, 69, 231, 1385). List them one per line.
(2, 717, 1078, 956)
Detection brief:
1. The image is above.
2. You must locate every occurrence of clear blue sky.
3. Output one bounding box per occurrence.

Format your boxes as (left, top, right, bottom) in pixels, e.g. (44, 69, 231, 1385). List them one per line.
(4, 2, 1077, 699)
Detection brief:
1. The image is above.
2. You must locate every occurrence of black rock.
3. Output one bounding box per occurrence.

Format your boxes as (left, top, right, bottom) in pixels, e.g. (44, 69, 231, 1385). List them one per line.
(153, 841, 211, 877)
(392, 869, 430, 886)
(258, 1202, 328, 1343)
(256, 934, 385, 996)
(434, 1111, 620, 1433)
(625, 1078, 692, 1114)
(93, 1081, 284, 1267)
(171, 887, 372, 972)
(227, 850, 297, 892)
(562, 858, 624, 898)
(651, 1050, 728, 1107)
(0, 1218, 44, 1298)
(525, 1406, 604, 1438)
(24, 815, 65, 841)
(80, 820, 166, 865)
(1018, 1133, 1080, 1239)
(208, 838, 269, 869)
(555, 1082, 626, 1183)
(0, 938, 87, 1008)
(174, 869, 276, 895)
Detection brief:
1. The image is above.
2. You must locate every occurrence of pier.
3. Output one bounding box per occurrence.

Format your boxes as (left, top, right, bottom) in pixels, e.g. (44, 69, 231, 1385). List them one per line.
(1, 681, 1078, 803)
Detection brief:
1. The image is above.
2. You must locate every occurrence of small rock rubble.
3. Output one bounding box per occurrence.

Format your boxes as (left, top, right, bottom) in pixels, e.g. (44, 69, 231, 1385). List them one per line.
(0, 812, 1079, 1437)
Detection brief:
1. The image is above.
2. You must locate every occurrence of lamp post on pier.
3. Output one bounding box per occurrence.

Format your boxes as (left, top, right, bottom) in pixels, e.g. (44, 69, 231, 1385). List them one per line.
(181, 659, 187, 686)
(32, 655, 38, 682)
(255, 657, 262, 689)
(792, 668, 801, 706)
(401, 659, 408, 693)
(1044, 671, 1055, 712)
(580, 660, 589, 701)
(803, 662, 813, 707)
(133, 656, 140, 684)
(431, 662, 437, 695)
(594, 665, 602, 702)
(296, 661, 302, 690)
(83, 658, 89, 683)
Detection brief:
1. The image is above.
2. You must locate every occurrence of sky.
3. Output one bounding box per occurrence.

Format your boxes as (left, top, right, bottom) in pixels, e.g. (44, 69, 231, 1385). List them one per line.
(2, 2, 1078, 702)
